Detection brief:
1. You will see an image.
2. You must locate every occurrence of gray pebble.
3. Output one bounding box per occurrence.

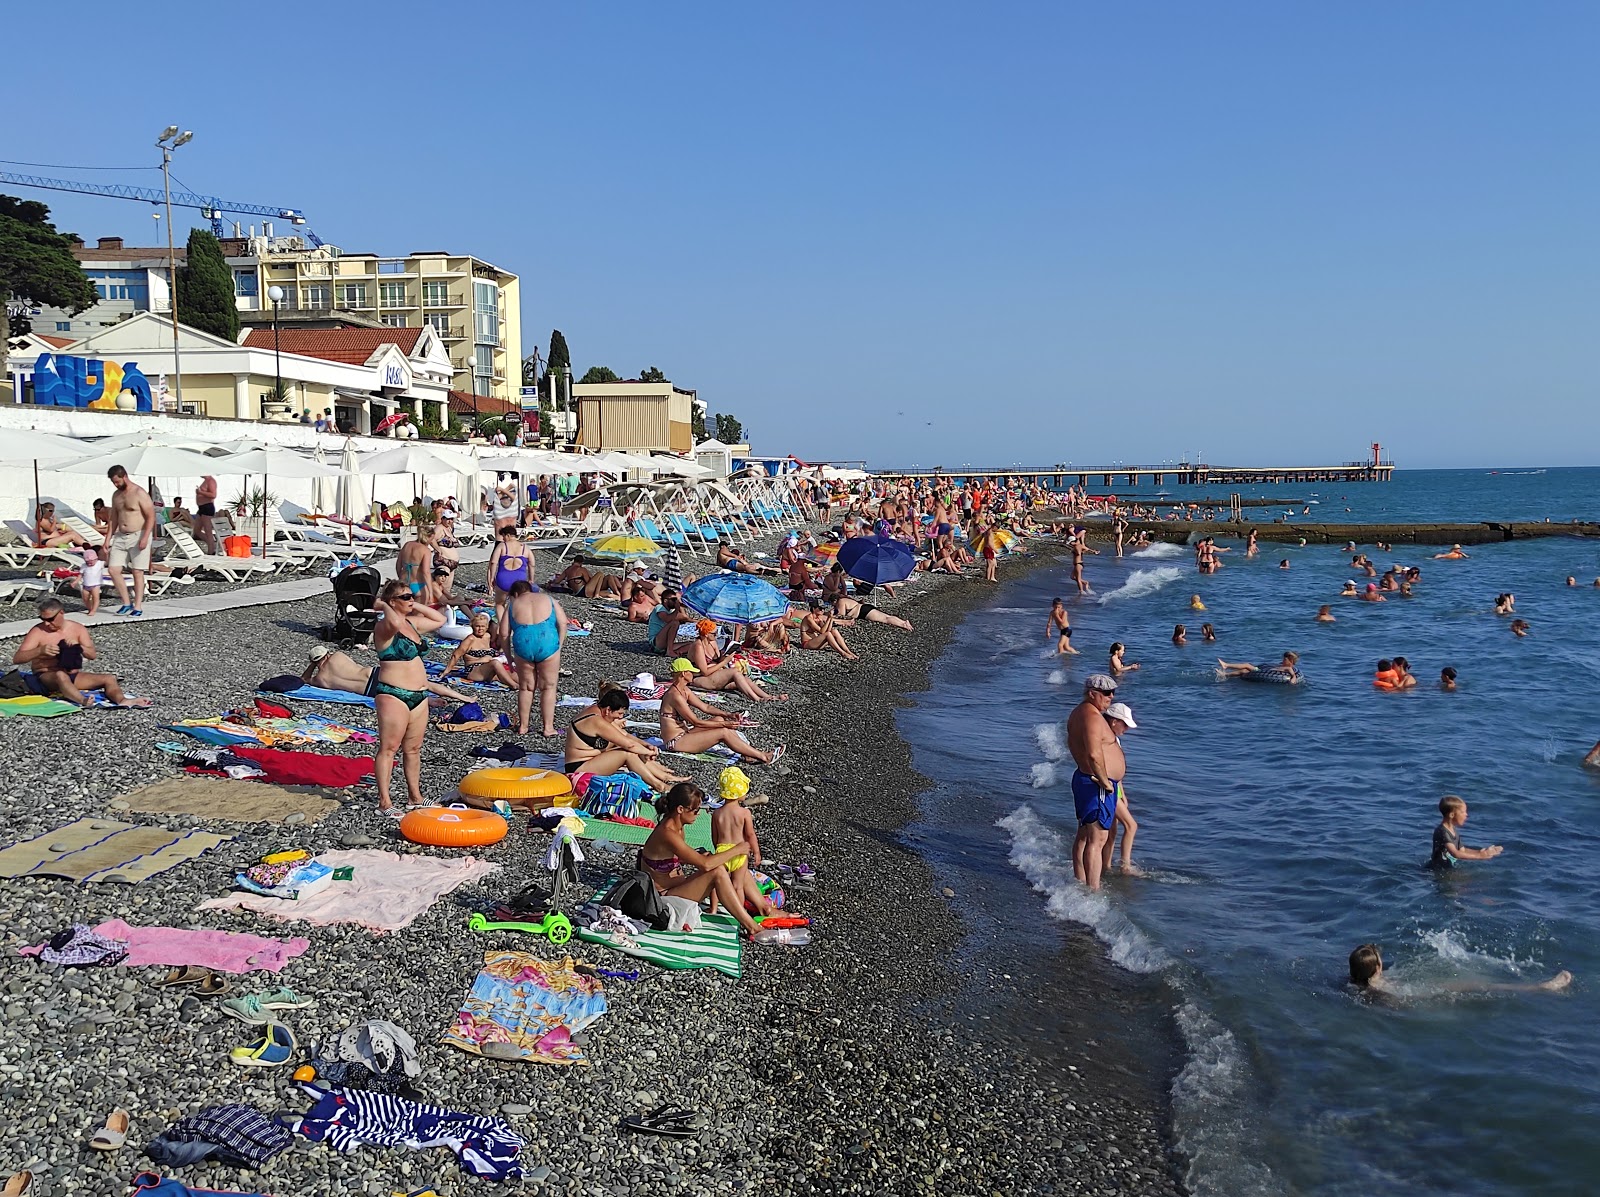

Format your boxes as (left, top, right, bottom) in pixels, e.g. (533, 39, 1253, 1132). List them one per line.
(501, 1103, 533, 1116)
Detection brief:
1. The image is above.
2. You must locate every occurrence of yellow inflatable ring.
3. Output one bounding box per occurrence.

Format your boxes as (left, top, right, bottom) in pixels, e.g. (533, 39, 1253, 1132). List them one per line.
(459, 767, 573, 804)
(400, 805, 508, 848)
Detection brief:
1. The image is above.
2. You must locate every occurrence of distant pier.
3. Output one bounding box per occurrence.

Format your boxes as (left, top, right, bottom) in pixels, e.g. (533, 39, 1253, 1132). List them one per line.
(886, 459, 1394, 488)
(1097, 520, 1600, 546)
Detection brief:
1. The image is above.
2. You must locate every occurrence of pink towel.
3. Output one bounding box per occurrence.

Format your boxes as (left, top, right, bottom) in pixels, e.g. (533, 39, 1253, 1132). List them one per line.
(21, 920, 309, 973)
(196, 849, 500, 934)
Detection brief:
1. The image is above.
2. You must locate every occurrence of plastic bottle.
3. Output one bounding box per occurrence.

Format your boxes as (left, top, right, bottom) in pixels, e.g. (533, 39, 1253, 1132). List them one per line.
(752, 927, 811, 947)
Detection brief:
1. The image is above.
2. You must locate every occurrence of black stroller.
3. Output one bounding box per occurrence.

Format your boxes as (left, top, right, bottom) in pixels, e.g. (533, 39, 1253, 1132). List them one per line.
(328, 564, 381, 647)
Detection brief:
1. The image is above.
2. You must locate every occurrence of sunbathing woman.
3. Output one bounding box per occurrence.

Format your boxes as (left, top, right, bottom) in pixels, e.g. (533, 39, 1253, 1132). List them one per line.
(637, 782, 768, 936)
(822, 562, 850, 602)
(832, 588, 913, 632)
(562, 688, 686, 790)
(443, 612, 518, 688)
(304, 645, 470, 705)
(800, 599, 859, 661)
(551, 554, 627, 599)
(371, 580, 448, 816)
(684, 619, 782, 701)
(34, 502, 86, 548)
(659, 659, 783, 765)
(742, 617, 791, 654)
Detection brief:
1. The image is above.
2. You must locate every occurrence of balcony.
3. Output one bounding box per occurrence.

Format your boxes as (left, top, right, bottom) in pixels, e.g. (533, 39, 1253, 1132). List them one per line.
(422, 293, 468, 308)
(438, 326, 466, 341)
(379, 299, 418, 311)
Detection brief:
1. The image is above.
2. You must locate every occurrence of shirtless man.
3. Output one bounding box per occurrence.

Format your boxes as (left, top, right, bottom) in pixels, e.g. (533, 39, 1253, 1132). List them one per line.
(193, 476, 219, 554)
(104, 465, 156, 616)
(12, 598, 146, 708)
(1067, 674, 1124, 890)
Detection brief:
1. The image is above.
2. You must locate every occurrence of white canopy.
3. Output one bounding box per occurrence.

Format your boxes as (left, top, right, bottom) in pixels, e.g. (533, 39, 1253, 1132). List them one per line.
(361, 443, 479, 476)
(652, 456, 711, 476)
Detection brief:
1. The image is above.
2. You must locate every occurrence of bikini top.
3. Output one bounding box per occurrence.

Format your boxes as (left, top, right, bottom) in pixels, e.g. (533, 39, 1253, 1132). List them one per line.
(376, 633, 423, 663)
(571, 715, 610, 751)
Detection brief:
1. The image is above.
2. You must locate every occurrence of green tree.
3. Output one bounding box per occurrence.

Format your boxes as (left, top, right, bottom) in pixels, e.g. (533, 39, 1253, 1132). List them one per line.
(713, 412, 745, 444)
(578, 365, 619, 384)
(639, 365, 667, 383)
(691, 405, 707, 442)
(542, 329, 572, 405)
(0, 194, 96, 382)
(174, 227, 239, 341)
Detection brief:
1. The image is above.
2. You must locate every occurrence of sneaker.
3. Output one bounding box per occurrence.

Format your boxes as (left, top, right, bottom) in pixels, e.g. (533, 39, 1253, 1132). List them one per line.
(115, 605, 132, 616)
(219, 994, 274, 1024)
(256, 986, 314, 1011)
(128, 609, 144, 618)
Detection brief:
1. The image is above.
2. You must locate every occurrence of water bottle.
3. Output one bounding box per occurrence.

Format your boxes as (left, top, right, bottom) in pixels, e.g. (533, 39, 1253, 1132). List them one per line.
(752, 927, 810, 947)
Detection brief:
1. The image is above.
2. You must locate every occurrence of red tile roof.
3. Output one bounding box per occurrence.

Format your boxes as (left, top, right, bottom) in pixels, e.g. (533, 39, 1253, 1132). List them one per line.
(37, 335, 76, 348)
(449, 389, 520, 417)
(242, 326, 424, 364)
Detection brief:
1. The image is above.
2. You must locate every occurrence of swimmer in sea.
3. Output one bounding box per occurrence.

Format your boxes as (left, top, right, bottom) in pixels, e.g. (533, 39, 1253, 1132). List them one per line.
(1585, 740, 1600, 768)
(1189, 594, 1206, 611)
(1360, 583, 1386, 602)
(1510, 619, 1530, 637)
(1217, 651, 1300, 683)
(1315, 605, 1336, 623)
(1567, 576, 1577, 587)
(1494, 593, 1515, 615)
(1278, 559, 1291, 570)
(1390, 656, 1418, 689)
(1348, 944, 1569, 1002)
(1200, 623, 1216, 642)
(1172, 623, 1187, 646)
(1108, 641, 1140, 676)
(1432, 543, 1470, 560)
(1427, 795, 1500, 869)
(1339, 580, 1358, 598)
(1440, 666, 1457, 691)
(1046, 597, 1078, 655)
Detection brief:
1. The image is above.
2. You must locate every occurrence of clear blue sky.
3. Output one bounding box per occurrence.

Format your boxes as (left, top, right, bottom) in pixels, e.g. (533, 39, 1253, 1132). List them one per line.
(8, 2, 1597, 468)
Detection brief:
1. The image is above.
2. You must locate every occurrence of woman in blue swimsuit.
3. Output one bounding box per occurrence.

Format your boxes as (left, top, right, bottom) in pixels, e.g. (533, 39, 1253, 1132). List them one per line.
(487, 525, 532, 611)
(371, 580, 448, 816)
(498, 580, 567, 737)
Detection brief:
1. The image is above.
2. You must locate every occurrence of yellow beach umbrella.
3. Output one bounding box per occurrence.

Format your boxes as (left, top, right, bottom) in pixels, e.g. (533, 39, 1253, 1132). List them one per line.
(589, 533, 663, 560)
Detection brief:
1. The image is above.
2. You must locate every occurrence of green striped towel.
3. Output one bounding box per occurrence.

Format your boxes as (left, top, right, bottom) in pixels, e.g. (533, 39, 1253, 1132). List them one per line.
(576, 801, 714, 850)
(576, 910, 742, 979)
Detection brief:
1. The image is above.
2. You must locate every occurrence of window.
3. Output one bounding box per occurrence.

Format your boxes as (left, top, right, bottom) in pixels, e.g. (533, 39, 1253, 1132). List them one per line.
(474, 345, 494, 377)
(302, 283, 331, 309)
(336, 283, 369, 308)
(424, 313, 451, 334)
(55, 321, 71, 332)
(381, 314, 409, 328)
(377, 260, 407, 274)
(379, 281, 408, 308)
(233, 270, 258, 298)
(422, 281, 451, 306)
(472, 280, 499, 345)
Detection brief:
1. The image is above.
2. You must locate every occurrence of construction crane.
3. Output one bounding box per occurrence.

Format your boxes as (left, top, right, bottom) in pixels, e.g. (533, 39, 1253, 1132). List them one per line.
(0, 169, 324, 247)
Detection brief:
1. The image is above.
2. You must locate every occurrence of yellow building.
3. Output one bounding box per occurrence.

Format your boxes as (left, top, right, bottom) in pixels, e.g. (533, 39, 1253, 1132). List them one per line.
(572, 380, 702, 454)
(223, 235, 521, 405)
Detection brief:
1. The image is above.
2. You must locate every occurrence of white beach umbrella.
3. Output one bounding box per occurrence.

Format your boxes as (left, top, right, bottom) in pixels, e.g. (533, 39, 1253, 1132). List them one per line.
(456, 444, 481, 529)
(335, 439, 366, 530)
(210, 445, 343, 548)
(312, 445, 338, 515)
(361, 443, 479, 477)
(0, 429, 92, 522)
(653, 456, 711, 477)
(58, 443, 220, 478)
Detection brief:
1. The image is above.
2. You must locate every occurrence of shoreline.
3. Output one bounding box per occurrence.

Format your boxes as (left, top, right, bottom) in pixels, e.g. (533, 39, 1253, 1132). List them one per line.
(0, 543, 1180, 1195)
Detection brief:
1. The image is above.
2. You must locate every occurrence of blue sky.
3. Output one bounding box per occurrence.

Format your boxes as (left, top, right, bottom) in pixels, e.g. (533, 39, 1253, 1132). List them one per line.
(8, 2, 1597, 468)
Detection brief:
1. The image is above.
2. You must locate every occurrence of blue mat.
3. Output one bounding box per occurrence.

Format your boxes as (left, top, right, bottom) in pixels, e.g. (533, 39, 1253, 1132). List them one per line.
(262, 685, 376, 708)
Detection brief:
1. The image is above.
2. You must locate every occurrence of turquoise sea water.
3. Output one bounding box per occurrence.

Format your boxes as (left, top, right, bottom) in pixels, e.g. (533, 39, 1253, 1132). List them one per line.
(898, 467, 1600, 1196)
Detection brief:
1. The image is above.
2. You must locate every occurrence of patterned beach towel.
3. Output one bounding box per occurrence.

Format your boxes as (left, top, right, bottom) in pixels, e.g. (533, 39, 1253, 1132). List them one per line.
(441, 952, 607, 1065)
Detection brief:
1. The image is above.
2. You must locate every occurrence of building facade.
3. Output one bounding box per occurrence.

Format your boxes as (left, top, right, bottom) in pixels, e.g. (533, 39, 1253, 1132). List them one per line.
(572, 380, 703, 454)
(26, 231, 521, 406)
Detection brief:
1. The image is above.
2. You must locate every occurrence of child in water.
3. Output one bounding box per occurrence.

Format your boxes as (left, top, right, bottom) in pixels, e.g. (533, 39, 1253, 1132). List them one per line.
(1109, 642, 1140, 676)
(1348, 943, 1570, 999)
(1428, 795, 1502, 869)
(1046, 598, 1077, 655)
(1171, 624, 1187, 645)
(1440, 666, 1458, 690)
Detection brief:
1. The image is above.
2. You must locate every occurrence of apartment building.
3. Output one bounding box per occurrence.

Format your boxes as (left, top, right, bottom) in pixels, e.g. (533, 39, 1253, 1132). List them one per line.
(24, 237, 180, 340)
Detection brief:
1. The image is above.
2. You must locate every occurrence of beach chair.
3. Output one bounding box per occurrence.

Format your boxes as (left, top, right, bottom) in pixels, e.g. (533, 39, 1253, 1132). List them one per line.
(667, 513, 719, 551)
(0, 522, 75, 570)
(60, 516, 107, 545)
(263, 507, 369, 565)
(634, 515, 690, 550)
(162, 525, 283, 582)
(0, 579, 51, 606)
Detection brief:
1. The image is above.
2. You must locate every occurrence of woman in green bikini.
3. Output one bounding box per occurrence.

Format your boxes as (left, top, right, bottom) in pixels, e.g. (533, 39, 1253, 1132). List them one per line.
(371, 579, 447, 816)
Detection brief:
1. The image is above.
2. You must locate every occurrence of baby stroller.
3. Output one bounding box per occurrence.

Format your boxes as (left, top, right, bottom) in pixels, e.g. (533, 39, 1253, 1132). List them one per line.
(328, 563, 381, 647)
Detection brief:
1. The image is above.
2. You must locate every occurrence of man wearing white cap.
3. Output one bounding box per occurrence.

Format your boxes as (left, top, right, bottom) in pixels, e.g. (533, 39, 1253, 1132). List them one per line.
(1101, 702, 1140, 877)
(1067, 673, 1123, 890)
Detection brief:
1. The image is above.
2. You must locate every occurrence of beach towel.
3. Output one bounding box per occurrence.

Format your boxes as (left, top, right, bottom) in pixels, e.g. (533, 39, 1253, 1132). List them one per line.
(0, 818, 233, 885)
(118, 777, 342, 824)
(575, 908, 742, 979)
(260, 685, 375, 709)
(228, 747, 374, 789)
(289, 1083, 525, 1181)
(441, 952, 607, 1066)
(0, 694, 79, 719)
(21, 919, 309, 974)
(198, 849, 500, 934)
(575, 800, 714, 850)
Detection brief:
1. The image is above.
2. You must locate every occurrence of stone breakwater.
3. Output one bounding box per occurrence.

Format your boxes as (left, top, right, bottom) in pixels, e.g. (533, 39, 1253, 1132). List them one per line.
(0, 542, 1179, 1195)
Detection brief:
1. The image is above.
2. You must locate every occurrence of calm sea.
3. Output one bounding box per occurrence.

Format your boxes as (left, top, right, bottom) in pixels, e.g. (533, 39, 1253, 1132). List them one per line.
(897, 467, 1600, 1196)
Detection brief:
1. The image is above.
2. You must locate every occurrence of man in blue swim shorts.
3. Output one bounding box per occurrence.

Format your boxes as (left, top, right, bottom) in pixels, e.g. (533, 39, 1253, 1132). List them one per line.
(1066, 673, 1126, 891)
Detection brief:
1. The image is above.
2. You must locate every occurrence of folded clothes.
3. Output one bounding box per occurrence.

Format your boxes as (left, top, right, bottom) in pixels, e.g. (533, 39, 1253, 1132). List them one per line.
(145, 1103, 292, 1168)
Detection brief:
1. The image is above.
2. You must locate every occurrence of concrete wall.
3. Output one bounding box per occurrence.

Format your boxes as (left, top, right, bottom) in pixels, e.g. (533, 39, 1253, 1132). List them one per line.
(0, 407, 478, 524)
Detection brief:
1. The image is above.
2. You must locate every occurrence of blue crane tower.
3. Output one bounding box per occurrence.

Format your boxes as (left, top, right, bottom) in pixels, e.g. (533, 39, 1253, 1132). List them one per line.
(0, 169, 323, 246)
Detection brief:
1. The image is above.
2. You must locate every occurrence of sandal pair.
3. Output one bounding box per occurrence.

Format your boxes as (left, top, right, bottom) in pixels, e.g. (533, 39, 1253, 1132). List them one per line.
(623, 1104, 704, 1138)
(155, 966, 229, 996)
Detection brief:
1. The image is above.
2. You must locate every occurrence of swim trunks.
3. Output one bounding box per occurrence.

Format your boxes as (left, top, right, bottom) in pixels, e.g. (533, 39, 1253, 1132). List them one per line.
(195, 502, 216, 517)
(1071, 770, 1120, 831)
(107, 530, 151, 572)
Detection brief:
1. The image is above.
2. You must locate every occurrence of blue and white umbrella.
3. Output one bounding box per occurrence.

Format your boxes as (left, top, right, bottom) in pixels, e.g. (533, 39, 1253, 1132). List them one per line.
(836, 534, 916, 586)
(681, 572, 790, 627)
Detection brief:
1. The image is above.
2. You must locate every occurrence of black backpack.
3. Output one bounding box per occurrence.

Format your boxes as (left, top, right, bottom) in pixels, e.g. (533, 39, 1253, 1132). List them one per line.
(600, 870, 671, 932)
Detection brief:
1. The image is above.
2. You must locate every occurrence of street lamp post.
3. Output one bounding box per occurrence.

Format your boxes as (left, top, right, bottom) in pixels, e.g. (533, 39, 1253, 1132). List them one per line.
(267, 285, 284, 420)
(156, 126, 193, 413)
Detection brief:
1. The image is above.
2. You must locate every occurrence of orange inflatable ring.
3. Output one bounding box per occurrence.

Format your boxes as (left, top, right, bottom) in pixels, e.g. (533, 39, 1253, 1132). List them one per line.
(459, 767, 573, 804)
(400, 804, 508, 848)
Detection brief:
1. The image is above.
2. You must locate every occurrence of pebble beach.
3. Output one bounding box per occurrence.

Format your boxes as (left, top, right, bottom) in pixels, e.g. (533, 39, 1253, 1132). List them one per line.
(0, 537, 1181, 1196)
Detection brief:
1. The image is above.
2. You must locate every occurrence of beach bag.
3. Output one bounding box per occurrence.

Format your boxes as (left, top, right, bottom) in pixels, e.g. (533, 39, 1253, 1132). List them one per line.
(580, 772, 653, 820)
(600, 870, 671, 931)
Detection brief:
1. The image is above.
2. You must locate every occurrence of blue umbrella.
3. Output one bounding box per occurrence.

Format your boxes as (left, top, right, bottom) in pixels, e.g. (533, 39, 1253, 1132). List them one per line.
(681, 573, 791, 626)
(836, 534, 916, 586)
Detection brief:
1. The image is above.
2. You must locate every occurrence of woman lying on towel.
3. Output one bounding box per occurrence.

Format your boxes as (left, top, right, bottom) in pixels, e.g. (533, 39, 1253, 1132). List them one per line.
(304, 646, 471, 705)
(563, 685, 687, 792)
(638, 782, 771, 937)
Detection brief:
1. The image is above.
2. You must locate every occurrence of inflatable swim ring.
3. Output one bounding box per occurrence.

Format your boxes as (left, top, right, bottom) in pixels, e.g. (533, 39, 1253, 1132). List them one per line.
(459, 767, 573, 804)
(1241, 667, 1298, 684)
(400, 804, 507, 847)
(435, 623, 471, 643)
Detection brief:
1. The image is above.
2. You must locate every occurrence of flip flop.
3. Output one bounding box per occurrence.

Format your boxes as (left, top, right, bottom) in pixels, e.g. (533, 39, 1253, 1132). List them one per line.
(3, 1171, 32, 1196)
(194, 972, 231, 997)
(479, 1041, 532, 1062)
(622, 1106, 702, 1138)
(229, 1021, 295, 1068)
(89, 1107, 130, 1151)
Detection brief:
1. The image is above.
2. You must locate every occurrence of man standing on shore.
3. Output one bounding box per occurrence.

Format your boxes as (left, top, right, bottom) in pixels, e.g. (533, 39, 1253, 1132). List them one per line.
(1068, 673, 1125, 890)
(104, 465, 156, 617)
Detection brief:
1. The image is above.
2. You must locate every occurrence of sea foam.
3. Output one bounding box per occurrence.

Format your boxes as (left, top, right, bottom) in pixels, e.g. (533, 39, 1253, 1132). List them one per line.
(1132, 541, 1187, 559)
(1097, 565, 1186, 604)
